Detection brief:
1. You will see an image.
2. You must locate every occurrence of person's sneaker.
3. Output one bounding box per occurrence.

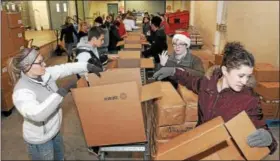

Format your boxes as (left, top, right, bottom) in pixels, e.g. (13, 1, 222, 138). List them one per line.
(87, 147, 100, 157)
(100, 54, 109, 65)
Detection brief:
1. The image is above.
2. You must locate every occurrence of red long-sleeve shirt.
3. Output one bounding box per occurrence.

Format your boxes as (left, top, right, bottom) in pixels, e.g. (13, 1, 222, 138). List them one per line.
(118, 22, 127, 37)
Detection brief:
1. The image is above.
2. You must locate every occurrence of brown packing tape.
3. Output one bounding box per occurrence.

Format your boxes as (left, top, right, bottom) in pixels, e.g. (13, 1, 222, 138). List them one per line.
(225, 111, 270, 160)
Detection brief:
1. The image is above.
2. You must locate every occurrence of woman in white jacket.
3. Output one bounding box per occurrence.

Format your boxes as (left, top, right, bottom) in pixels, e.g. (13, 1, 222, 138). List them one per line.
(8, 47, 102, 160)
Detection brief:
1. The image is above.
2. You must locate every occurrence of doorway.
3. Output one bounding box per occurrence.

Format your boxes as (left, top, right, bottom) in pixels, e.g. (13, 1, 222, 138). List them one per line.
(107, 3, 118, 19)
(48, 1, 69, 30)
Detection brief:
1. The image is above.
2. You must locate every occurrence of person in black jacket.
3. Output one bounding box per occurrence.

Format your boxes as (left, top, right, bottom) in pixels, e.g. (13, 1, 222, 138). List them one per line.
(142, 16, 168, 63)
(108, 21, 123, 54)
(104, 15, 113, 30)
(60, 16, 78, 62)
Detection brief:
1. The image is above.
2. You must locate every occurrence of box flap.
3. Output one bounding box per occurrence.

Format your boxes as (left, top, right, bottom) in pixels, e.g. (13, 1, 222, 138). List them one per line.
(72, 81, 146, 146)
(124, 43, 142, 49)
(225, 111, 270, 160)
(141, 82, 162, 102)
(88, 68, 142, 90)
(118, 59, 141, 68)
(76, 77, 89, 88)
(140, 58, 155, 68)
(155, 116, 230, 160)
(118, 51, 141, 59)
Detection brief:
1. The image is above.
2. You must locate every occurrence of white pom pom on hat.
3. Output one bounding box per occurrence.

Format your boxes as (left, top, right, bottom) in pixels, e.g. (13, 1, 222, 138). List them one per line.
(173, 32, 191, 48)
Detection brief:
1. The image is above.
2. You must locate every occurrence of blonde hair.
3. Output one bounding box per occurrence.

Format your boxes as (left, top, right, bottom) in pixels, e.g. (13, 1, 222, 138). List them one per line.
(8, 48, 39, 85)
(78, 21, 88, 32)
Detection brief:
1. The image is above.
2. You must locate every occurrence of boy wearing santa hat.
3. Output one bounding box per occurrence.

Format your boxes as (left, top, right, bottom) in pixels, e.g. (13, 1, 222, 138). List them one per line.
(157, 32, 205, 88)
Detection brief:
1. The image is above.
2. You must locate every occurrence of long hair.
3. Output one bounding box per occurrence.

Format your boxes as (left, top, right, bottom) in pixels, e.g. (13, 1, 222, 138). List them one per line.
(78, 21, 88, 32)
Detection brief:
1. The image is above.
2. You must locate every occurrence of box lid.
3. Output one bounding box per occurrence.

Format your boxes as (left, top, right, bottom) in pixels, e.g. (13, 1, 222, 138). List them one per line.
(140, 58, 155, 68)
(72, 81, 146, 147)
(225, 111, 270, 160)
(86, 68, 162, 102)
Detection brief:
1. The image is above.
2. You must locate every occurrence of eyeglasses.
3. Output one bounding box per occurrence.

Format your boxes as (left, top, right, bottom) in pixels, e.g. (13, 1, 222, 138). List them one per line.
(172, 43, 187, 48)
(32, 58, 45, 67)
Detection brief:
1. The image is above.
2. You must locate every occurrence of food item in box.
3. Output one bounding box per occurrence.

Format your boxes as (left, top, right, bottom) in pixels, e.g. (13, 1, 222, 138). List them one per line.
(254, 63, 279, 82)
(156, 82, 186, 126)
(157, 122, 197, 140)
(255, 82, 279, 100)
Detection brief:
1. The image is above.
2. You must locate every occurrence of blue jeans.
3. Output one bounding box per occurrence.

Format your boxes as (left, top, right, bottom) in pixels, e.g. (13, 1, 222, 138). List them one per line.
(65, 43, 73, 56)
(26, 132, 64, 160)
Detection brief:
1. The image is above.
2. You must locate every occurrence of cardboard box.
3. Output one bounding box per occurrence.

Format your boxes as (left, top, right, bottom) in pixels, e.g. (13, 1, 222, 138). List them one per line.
(155, 116, 230, 160)
(189, 139, 242, 160)
(157, 122, 196, 140)
(255, 82, 279, 100)
(261, 101, 279, 120)
(177, 85, 198, 122)
(125, 35, 141, 41)
(156, 82, 186, 126)
(225, 111, 270, 160)
(124, 43, 142, 50)
(72, 68, 162, 147)
(117, 51, 154, 68)
(177, 85, 198, 108)
(254, 63, 279, 82)
(214, 54, 223, 65)
(155, 111, 270, 160)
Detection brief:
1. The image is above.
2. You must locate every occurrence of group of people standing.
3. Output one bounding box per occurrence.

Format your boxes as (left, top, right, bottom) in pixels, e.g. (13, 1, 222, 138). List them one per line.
(7, 10, 278, 161)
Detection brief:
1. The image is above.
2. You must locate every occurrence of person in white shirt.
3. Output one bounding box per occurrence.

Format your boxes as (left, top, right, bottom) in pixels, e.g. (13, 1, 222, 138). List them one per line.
(9, 47, 102, 160)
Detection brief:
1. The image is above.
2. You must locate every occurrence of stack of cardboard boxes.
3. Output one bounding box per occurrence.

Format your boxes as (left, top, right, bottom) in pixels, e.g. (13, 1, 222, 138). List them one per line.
(1, 11, 25, 112)
(149, 83, 199, 158)
(254, 63, 280, 120)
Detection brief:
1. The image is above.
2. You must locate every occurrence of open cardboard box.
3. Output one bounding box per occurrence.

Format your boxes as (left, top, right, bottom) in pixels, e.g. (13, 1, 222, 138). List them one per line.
(117, 51, 155, 68)
(154, 111, 270, 160)
(124, 43, 142, 50)
(72, 68, 162, 147)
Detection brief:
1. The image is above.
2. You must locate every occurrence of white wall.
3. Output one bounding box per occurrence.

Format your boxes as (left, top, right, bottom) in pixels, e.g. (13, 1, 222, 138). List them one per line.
(31, 1, 50, 30)
(226, 1, 279, 67)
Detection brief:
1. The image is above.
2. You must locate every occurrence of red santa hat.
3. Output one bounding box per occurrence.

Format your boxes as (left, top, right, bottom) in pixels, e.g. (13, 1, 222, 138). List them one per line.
(173, 32, 191, 48)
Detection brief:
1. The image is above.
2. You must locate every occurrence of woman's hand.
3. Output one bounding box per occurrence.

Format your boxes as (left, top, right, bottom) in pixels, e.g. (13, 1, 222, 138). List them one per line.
(159, 50, 169, 66)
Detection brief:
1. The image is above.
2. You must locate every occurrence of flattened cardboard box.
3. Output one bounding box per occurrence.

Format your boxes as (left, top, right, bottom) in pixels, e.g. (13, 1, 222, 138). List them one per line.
(72, 68, 162, 147)
(254, 63, 279, 82)
(255, 82, 279, 100)
(117, 51, 155, 68)
(156, 82, 186, 126)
